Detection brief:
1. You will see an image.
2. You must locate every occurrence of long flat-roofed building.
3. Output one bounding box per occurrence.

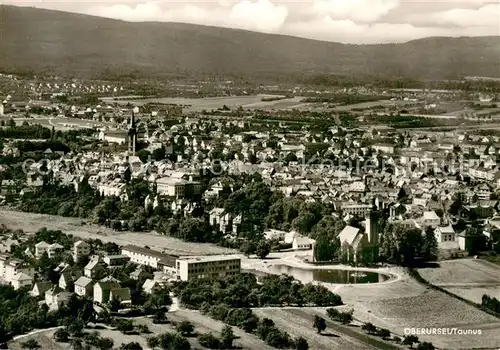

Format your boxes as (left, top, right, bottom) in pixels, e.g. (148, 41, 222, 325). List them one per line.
(121, 245, 178, 270)
(176, 255, 241, 281)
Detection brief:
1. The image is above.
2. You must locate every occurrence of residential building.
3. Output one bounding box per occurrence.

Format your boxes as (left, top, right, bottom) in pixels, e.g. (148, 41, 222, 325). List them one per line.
(93, 277, 121, 304)
(421, 211, 441, 228)
(11, 272, 33, 290)
(35, 241, 63, 259)
(30, 281, 52, 299)
(292, 236, 314, 250)
(176, 256, 241, 281)
(73, 240, 90, 262)
(84, 257, 106, 279)
(435, 225, 456, 243)
(74, 276, 94, 297)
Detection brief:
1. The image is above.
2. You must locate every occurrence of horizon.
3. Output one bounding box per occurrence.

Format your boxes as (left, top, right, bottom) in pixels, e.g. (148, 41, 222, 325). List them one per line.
(4, 1, 500, 44)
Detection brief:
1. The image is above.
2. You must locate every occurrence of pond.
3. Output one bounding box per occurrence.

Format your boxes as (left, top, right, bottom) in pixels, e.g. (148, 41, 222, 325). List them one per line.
(268, 264, 392, 284)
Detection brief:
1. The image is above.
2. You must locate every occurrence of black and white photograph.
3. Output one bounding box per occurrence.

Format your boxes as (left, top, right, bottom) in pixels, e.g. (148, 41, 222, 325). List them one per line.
(0, 1, 499, 349)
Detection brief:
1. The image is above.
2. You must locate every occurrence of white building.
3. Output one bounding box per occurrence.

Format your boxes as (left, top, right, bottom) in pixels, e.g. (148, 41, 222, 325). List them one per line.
(73, 240, 90, 262)
(121, 245, 178, 270)
(35, 241, 63, 259)
(421, 211, 440, 228)
(435, 225, 456, 243)
(176, 256, 241, 281)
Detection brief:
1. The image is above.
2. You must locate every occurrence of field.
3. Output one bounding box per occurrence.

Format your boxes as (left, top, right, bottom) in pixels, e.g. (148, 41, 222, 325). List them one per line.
(0, 115, 107, 131)
(319, 265, 500, 349)
(102, 94, 313, 111)
(254, 307, 401, 350)
(418, 259, 500, 304)
(0, 208, 235, 256)
(9, 310, 273, 350)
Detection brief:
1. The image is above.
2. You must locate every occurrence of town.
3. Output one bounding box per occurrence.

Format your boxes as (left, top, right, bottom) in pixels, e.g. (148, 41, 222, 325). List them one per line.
(0, 68, 499, 350)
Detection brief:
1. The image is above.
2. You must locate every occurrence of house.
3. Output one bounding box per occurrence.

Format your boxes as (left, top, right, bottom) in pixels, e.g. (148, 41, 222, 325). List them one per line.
(142, 279, 162, 294)
(74, 276, 94, 297)
(421, 211, 440, 228)
(292, 236, 314, 250)
(109, 288, 132, 305)
(73, 240, 90, 262)
(11, 272, 33, 290)
(84, 257, 106, 279)
(1, 256, 35, 283)
(103, 254, 130, 266)
(435, 225, 456, 243)
(45, 287, 73, 311)
(93, 277, 121, 304)
(30, 281, 52, 298)
(35, 241, 63, 259)
(58, 270, 74, 291)
(130, 267, 153, 280)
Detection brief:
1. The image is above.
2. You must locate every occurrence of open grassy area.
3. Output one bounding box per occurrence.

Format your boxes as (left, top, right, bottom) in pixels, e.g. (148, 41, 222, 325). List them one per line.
(0, 208, 236, 256)
(254, 307, 402, 350)
(9, 310, 272, 350)
(330, 265, 500, 349)
(418, 259, 500, 303)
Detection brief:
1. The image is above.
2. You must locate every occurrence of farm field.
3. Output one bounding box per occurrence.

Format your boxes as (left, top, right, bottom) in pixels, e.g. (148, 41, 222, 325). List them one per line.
(9, 310, 272, 350)
(0, 208, 235, 256)
(418, 259, 500, 303)
(330, 266, 500, 349)
(102, 94, 312, 111)
(254, 307, 402, 350)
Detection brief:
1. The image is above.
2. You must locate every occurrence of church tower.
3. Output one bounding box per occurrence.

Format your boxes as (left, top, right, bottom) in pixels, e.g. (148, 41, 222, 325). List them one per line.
(128, 111, 137, 154)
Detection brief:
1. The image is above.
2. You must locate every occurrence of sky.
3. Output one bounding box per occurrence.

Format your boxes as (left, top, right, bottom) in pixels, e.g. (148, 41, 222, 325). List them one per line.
(5, 0, 500, 43)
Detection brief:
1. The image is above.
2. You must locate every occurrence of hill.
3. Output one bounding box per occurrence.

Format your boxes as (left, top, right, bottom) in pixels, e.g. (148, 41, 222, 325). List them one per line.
(1, 5, 500, 81)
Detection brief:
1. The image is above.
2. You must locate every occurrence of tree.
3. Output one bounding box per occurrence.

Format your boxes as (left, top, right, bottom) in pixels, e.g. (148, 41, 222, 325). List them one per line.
(116, 319, 134, 334)
(313, 236, 336, 262)
(313, 315, 326, 334)
(70, 338, 83, 350)
(256, 240, 271, 259)
(422, 227, 438, 262)
(66, 318, 84, 337)
(120, 342, 143, 350)
(416, 342, 435, 350)
(402, 335, 420, 348)
(176, 321, 195, 337)
(377, 328, 391, 339)
(53, 328, 70, 342)
(197, 333, 220, 349)
(83, 331, 101, 347)
(361, 322, 377, 334)
(295, 336, 309, 350)
(147, 336, 159, 349)
(21, 339, 40, 350)
(241, 241, 256, 257)
(152, 310, 168, 324)
(109, 295, 122, 312)
(98, 337, 114, 350)
(146, 288, 172, 312)
(221, 325, 236, 349)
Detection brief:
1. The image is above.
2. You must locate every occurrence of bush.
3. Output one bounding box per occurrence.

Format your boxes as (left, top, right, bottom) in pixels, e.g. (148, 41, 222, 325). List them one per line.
(220, 325, 235, 349)
(198, 333, 221, 349)
(20, 339, 40, 349)
(120, 342, 143, 350)
(53, 328, 70, 342)
(98, 337, 114, 350)
(295, 336, 309, 350)
(326, 308, 353, 324)
(176, 321, 195, 337)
